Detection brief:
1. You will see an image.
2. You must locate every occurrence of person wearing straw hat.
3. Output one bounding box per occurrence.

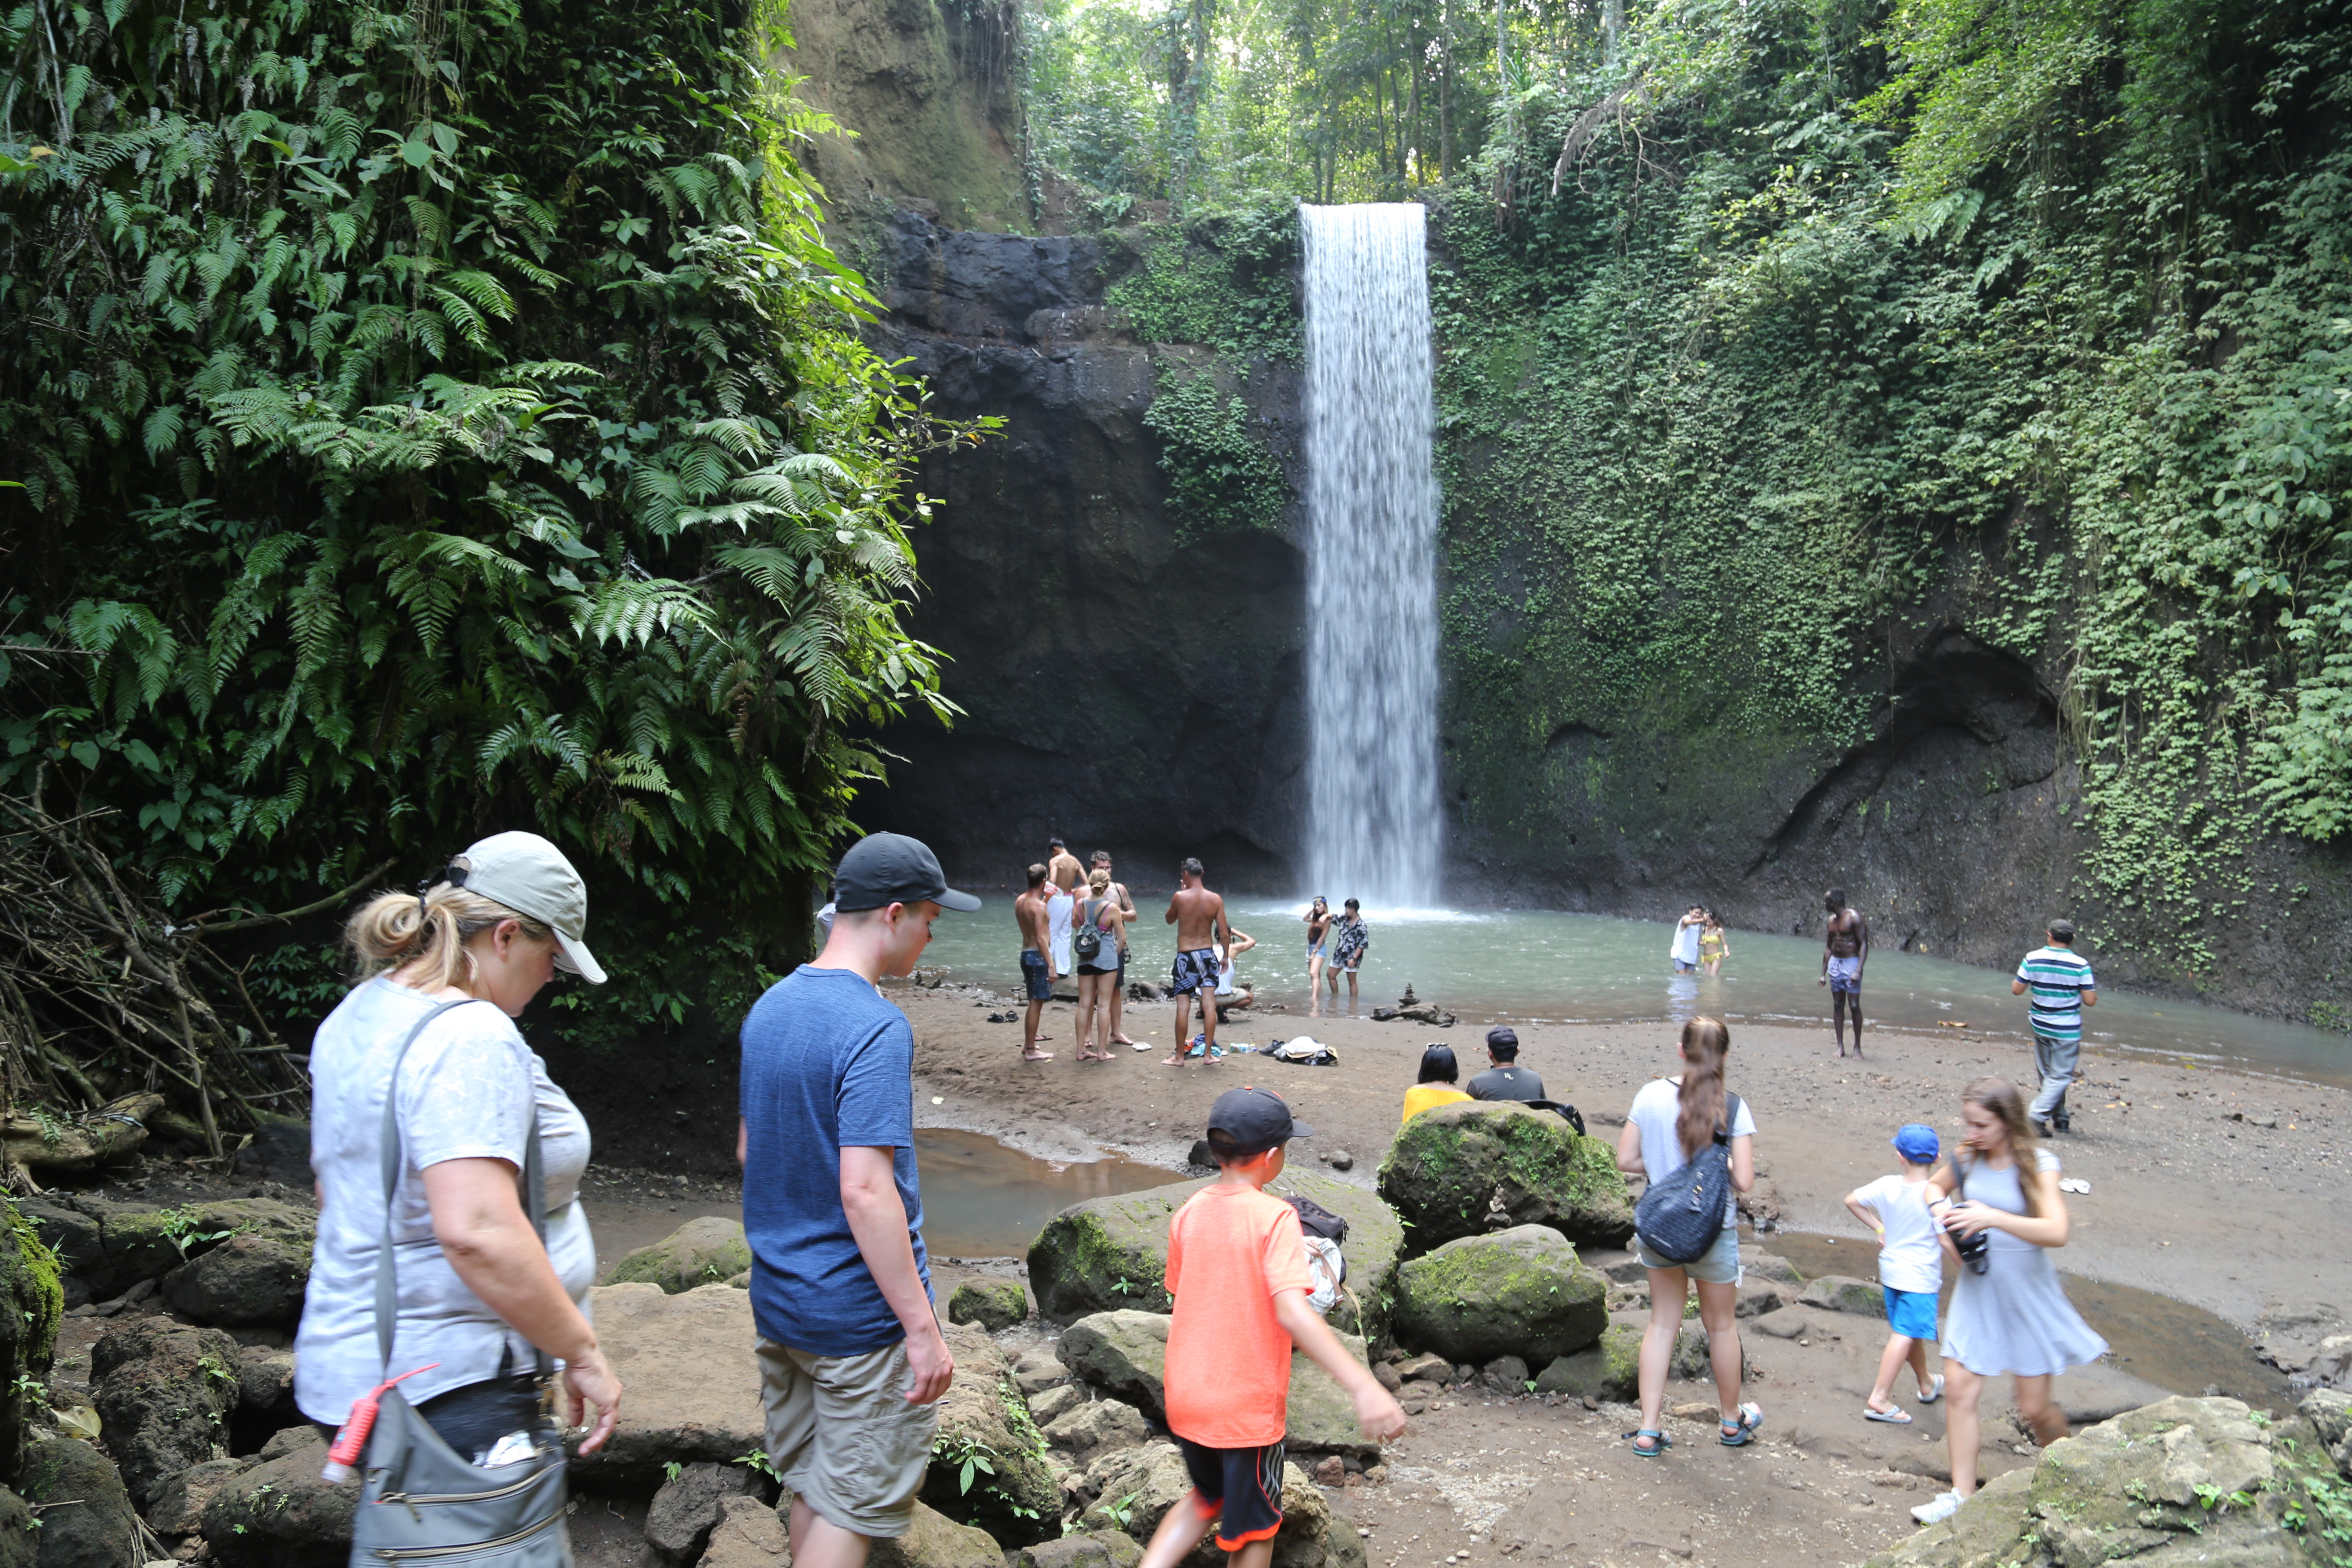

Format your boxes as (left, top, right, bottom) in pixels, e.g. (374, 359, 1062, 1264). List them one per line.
(297, 831, 622, 1480)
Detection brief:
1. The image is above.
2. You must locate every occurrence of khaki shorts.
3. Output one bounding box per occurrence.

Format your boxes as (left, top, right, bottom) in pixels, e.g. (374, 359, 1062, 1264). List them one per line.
(758, 1338, 939, 1537)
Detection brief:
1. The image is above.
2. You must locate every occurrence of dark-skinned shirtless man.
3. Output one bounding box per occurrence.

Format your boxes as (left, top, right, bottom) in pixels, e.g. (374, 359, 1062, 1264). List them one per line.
(1013, 865, 1057, 1062)
(1818, 887, 1870, 1058)
(1163, 858, 1230, 1065)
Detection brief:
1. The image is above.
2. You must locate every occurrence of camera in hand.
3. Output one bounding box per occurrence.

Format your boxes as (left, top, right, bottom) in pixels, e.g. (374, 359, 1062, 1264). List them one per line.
(1946, 1202, 1991, 1275)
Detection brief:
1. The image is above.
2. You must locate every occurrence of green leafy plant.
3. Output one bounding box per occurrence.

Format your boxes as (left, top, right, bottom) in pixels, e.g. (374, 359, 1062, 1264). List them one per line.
(161, 1210, 238, 1259)
(733, 1446, 782, 1483)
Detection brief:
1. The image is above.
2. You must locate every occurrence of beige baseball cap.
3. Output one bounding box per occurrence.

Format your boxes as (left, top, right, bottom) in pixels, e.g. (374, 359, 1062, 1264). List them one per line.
(450, 831, 606, 984)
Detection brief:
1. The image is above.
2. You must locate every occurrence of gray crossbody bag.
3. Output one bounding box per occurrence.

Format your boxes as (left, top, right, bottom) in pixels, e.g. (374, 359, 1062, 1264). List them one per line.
(351, 999, 571, 1568)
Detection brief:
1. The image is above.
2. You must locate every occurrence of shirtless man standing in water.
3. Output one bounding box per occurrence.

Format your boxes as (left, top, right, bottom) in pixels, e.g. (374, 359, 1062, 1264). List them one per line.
(1013, 866, 1057, 1061)
(1163, 858, 1231, 1064)
(1819, 887, 1871, 1058)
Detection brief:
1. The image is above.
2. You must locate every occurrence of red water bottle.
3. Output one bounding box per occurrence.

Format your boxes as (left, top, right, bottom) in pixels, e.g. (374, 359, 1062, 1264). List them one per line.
(322, 1363, 439, 1483)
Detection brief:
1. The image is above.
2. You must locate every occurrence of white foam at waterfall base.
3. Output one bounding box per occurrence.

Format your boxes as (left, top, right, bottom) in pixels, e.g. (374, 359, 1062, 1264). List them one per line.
(1301, 203, 1441, 909)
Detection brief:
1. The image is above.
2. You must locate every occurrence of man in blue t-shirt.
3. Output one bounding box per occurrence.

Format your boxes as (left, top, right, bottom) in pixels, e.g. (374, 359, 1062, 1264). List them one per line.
(2011, 918, 2098, 1134)
(738, 832, 979, 1564)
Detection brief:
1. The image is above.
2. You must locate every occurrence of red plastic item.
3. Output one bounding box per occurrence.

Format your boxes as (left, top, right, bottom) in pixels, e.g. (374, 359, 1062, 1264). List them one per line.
(321, 1363, 439, 1482)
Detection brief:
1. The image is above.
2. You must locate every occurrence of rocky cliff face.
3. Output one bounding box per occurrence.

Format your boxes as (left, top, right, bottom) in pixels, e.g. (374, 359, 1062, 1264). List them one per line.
(854, 211, 1309, 891)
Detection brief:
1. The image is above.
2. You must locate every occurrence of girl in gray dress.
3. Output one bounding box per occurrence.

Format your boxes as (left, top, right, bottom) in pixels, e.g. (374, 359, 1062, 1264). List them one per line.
(1911, 1077, 2108, 1525)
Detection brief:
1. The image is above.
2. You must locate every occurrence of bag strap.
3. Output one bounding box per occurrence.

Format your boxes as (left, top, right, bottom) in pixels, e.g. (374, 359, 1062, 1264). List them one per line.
(1707, 1091, 1744, 1148)
(376, 998, 551, 1381)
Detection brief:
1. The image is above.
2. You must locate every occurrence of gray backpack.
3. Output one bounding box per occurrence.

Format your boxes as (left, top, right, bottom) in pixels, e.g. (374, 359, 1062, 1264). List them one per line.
(350, 1000, 570, 1568)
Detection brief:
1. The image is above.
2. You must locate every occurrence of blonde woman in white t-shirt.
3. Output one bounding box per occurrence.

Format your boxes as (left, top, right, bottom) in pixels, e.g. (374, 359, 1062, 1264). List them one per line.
(1611, 1017, 1761, 1456)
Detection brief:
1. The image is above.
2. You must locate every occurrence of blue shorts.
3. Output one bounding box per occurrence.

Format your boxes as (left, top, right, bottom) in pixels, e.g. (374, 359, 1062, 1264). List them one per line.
(1827, 956, 1862, 995)
(1883, 1286, 1939, 1341)
(1171, 947, 1218, 995)
(1020, 950, 1051, 1002)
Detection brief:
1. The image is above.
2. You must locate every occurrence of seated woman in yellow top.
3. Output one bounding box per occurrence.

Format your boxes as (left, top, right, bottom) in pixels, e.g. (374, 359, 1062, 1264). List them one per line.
(1401, 1044, 1473, 1123)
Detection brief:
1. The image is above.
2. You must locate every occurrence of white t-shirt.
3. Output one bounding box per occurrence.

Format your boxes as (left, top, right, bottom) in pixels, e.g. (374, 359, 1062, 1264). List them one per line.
(1626, 1077, 1755, 1222)
(1216, 956, 1237, 996)
(1672, 921, 1702, 965)
(1046, 891, 1074, 973)
(1850, 1173, 1942, 1294)
(295, 979, 596, 1425)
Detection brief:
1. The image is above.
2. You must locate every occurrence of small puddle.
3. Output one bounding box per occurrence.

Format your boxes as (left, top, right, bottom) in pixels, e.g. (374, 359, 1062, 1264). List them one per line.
(1763, 1231, 2289, 1412)
(916, 1128, 1185, 1257)
(589, 1130, 1183, 1279)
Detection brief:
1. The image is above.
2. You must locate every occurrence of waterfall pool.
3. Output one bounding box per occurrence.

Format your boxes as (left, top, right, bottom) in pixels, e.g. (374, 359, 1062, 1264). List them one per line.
(903, 900, 2352, 1087)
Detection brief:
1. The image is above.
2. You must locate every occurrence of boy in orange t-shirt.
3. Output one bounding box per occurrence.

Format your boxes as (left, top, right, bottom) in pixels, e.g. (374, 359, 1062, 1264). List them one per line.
(1142, 1087, 1407, 1568)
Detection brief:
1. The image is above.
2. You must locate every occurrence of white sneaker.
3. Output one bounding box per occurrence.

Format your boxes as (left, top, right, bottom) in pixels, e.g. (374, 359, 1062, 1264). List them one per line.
(1911, 1490, 1965, 1525)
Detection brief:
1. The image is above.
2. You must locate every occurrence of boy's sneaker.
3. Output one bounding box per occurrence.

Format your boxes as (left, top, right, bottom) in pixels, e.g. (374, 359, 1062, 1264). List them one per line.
(1910, 1490, 1966, 1525)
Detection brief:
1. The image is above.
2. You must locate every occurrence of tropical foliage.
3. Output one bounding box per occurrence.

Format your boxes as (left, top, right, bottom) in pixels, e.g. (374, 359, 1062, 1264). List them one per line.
(0, 0, 988, 1044)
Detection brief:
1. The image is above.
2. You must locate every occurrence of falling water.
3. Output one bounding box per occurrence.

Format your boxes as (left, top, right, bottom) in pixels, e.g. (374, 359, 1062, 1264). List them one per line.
(1301, 203, 1441, 909)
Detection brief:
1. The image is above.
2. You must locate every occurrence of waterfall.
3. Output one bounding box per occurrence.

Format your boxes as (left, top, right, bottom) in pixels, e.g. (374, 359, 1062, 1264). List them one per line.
(1301, 203, 1441, 910)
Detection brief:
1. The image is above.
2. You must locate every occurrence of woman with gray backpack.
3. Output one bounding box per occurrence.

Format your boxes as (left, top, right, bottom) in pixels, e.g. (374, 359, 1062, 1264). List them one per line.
(1612, 1016, 1761, 1456)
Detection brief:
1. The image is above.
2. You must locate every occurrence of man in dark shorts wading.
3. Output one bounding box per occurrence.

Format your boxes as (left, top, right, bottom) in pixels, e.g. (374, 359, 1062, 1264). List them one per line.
(737, 832, 977, 1568)
(1014, 866, 1057, 1062)
(1164, 858, 1231, 1064)
(1092, 850, 1141, 1047)
(1819, 887, 1870, 1059)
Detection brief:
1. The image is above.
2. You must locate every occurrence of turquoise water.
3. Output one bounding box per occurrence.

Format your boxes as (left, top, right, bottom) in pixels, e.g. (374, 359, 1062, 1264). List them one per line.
(909, 900, 2352, 1087)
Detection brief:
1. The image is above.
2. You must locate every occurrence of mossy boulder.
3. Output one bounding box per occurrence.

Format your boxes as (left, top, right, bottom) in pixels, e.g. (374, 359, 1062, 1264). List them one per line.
(1863, 1396, 2306, 1568)
(1028, 1172, 1402, 1341)
(1057, 1310, 1380, 1457)
(20, 1194, 313, 1302)
(202, 1428, 355, 1568)
(1376, 1102, 1632, 1256)
(90, 1318, 241, 1507)
(1531, 1321, 1720, 1401)
(1390, 1225, 1605, 1366)
(0, 1486, 33, 1568)
(948, 1280, 1031, 1333)
(18, 1438, 138, 1568)
(605, 1216, 753, 1294)
(1797, 1275, 1881, 1316)
(868, 1501, 1003, 1568)
(1014, 1531, 1145, 1568)
(162, 1234, 310, 1328)
(921, 1321, 1059, 1546)
(0, 1204, 62, 1482)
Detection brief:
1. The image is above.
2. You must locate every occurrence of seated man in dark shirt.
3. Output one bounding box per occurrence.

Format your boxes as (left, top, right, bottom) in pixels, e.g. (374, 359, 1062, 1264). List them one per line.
(1465, 1026, 1546, 1102)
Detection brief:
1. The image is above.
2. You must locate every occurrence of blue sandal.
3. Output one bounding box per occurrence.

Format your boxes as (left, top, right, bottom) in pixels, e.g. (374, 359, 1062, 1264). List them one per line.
(1719, 1403, 1764, 1446)
(1624, 1427, 1671, 1457)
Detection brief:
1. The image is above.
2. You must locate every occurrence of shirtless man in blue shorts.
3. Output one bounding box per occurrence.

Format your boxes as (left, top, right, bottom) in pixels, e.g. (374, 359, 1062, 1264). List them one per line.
(1818, 887, 1870, 1059)
(1163, 858, 1230, 1064)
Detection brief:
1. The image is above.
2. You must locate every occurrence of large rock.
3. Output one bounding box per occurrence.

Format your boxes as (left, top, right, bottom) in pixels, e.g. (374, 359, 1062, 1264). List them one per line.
(202, 1427, 355, 1568)
(0, 1212, 61, 1480)
(0, 1486, 33, 1568)
(607, 1217, 753, 1295)
(1028, 1173, 1403, 1341)
(868, 1500, 1002, 1568)
(233, 1347, 302, 1453)
(695, 1495, 789, 1568)
(570, 1283, 766, 1485)
(1797, 1275, 1882, 1316)
(162, 1234, 309, 1328)
(948, 1280, 1030, 1333)
(1391, 1226, 1606, 1365)
(1864, 1397, 2303, 1568)
(921, 1321, 1060, 1545)
(1377, 1102, 1633, 1254)
(1057, 1311, 1379, 1458)
(149, 1455, 253, 1534)
(1531, 1322, 1721, 1401)
(18, 1438, 138, 1568)
(1043, 1399, 1152, 1462)
(90, 1317, 240, 1506)
(21, 1195, 314, 1302)
(1014, 1531, 1144, 1568)
(648, 1461, 764, 1562)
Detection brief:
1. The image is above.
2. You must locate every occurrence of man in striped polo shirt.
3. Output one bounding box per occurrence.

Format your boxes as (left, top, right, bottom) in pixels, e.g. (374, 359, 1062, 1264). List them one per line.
(2011, 919, 2097, 1134)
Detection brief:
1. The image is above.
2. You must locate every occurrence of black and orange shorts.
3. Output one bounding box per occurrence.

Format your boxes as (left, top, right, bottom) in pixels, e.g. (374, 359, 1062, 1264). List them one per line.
(1178, 1436, 1286, 1550)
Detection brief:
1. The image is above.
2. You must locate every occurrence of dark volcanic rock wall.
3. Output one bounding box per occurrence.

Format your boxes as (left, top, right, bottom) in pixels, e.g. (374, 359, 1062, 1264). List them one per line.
(854, 212, 1308, 891)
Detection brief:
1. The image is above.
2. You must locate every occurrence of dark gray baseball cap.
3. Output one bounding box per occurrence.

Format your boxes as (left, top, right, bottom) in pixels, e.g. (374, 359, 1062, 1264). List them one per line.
(1207, 1085, 1314, 1156)
(834, 832, 980, 914)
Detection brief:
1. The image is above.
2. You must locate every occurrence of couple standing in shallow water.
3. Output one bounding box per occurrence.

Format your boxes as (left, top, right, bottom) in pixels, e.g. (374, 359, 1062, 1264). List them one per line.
(1304, 896, 1369, 1013)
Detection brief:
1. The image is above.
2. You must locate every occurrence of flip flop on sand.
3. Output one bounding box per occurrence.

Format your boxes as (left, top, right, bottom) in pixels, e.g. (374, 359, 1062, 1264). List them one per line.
(1864, 1406, 1912, 1424)
(1130, 1040, 1154, 1051)
(1918, 1374, 1946, 1404)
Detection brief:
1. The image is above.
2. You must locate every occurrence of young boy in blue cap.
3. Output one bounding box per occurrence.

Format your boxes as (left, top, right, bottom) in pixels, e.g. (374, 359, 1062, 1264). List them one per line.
(1843, 1123, 1948, 1424)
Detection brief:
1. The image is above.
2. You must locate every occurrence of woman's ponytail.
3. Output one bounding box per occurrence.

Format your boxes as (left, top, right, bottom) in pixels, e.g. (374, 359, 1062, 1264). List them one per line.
(344, 861, 551, 992)
(1675, 1016, 1732, 1157)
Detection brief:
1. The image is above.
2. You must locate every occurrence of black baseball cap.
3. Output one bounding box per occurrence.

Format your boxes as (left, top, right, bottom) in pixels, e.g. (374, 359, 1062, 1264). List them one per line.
(1486, 1026, 1519, 1050)
(1206, 1086, 1315, 1157)
(833, 832, 980, 914)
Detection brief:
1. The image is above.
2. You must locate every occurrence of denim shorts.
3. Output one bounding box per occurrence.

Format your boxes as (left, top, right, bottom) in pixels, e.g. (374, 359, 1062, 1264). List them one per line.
(1634, 1223, 1742, 1285)
(1020, 949, 1052, 1001)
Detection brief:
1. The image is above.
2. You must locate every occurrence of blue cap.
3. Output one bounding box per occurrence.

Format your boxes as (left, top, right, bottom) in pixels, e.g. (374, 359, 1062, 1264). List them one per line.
(1892, 1124, 1940, 1164)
